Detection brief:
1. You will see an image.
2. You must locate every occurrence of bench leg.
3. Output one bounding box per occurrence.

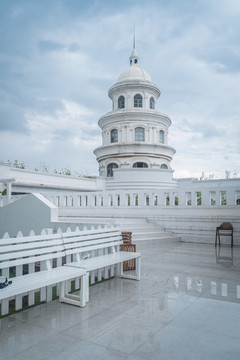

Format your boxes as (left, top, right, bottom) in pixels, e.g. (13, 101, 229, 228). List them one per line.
(90, 271, 95, 285)
(28, 290, 35, 306)
(56, 283, 60, 296)
(59, 280, 66, 301)
(115, 262, 123, 277)
(119, 257, 141, 281)
(1, 299, 9, 316)
(104, 266, 109, 279)
(59, 276, 87, 308)
(75, 277, 80, 290)
(40, 287, 47, 302)
(65, 280, 70, 293)
(46, 285, 52, 302)
(86, 273, 89, 303)
(80, 274, 88, 306)
(98, 269, 102, 282)
(110, 265, 115, 278)
(15, 295, 22, 311)
(136, 257, 141, 281)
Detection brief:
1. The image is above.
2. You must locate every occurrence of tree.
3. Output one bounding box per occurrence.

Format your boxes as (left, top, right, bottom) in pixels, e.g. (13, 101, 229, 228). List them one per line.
(225, 170, 231, 179)
(10, 160, 26, 169)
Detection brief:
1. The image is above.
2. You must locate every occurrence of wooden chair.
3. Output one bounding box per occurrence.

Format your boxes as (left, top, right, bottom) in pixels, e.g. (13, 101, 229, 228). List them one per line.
(215, 222, 233, 247)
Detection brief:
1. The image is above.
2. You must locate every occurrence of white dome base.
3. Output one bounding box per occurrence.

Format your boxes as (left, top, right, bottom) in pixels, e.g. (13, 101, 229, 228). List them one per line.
(105, 168, 178, 190)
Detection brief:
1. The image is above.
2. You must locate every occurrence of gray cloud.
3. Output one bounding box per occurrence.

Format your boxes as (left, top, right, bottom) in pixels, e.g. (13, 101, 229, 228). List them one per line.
(38, 40, 66, 53)
(0, 0, 239, 178)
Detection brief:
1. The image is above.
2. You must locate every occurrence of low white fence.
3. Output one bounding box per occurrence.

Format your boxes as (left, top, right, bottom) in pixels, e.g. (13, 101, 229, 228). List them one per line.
(1, 224, 109, 239)
(45, 179, 240, 209)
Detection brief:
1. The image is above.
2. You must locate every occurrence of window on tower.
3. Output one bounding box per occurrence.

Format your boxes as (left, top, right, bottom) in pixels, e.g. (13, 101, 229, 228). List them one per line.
(150, 97, 155, 109)
(118, 96, 125, 109)
(161, 164, 168, 169)
(134, 94, 143, 108)
(110, 129, 118, 143)
(133, 162, 148, 168)
(159, 130, 164, 143)
(107, 163, 118, 177)
(135, 127, 145, 141)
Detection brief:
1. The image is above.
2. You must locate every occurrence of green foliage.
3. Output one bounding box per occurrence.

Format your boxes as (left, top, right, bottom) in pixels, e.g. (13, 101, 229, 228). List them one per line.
(40, 164, 49, 172)
(165, 195, 169, 206)
(225, 170, 231, 179)
(61, 168, 71, 176)
(221, 191, 227, 205)
(0, 188, 7, 196)
(9, 160, 26, 169)
(196, 192, 202, 206)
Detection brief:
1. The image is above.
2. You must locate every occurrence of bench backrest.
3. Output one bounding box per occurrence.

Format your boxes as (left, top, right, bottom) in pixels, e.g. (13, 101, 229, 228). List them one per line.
(0, 232, 65, 278)
(62, 226, 123, 262)
(0, 225, 122, 278)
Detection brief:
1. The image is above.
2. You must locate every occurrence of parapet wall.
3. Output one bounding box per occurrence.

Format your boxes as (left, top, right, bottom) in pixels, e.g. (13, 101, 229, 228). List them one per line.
(48, 177, 240, 245)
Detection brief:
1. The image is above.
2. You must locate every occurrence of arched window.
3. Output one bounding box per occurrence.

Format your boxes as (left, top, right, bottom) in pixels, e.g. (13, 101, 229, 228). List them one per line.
(160, 164, 168, 169)
(118, 96, 125, 109)
(107, 163, 118, 177)
(159, 130, 164, 143)
(150, 97, 155, 109)
(110, 129, 118, 143)
(133, 162, 148, 168)
(134, 94, 143, 107)
(135, 127, 145, 141)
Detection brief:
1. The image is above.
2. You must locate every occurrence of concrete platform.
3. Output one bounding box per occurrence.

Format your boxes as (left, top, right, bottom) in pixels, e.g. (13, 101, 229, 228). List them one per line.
(1, 241, 240, 360)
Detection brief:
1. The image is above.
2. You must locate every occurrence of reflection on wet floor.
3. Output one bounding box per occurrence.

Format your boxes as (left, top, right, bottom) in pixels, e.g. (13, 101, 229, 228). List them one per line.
(1, 241, 240, 360)
(170, 274, 240, 303)
(215, 246, 233, 266)
(139, 242, 240, 305)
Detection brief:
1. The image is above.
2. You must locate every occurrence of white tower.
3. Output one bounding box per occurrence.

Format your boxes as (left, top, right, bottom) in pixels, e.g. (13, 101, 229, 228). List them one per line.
(94, 47, 176, 184)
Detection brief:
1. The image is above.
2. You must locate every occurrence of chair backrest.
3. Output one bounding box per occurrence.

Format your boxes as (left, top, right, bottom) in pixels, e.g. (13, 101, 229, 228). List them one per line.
(62, 225, 122, 262)
(219, 222, 233, 230)
(0, 233, 64, 277)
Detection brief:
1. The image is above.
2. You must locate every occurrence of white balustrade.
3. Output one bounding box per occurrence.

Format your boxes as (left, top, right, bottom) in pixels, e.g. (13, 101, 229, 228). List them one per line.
(42, 182, 239, 210)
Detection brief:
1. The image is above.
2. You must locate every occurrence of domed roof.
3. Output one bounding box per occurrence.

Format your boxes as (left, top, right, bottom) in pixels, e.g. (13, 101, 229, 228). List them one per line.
(117, 65, 152, 83)
(116, 48, 152, 83)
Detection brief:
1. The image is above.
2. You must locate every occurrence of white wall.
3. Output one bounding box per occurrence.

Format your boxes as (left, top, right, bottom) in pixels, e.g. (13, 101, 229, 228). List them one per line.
(0, 193, 58, 237)
(0, 161, 103, 195)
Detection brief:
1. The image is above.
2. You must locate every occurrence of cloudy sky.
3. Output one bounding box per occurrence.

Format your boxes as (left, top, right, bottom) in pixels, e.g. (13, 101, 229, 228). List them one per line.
(0, 0, 239, 178)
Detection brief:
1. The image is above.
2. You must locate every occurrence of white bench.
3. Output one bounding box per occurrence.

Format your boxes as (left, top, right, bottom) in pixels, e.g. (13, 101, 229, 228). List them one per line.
(62, 225, 141, 302)
(0, 231, 87, 316)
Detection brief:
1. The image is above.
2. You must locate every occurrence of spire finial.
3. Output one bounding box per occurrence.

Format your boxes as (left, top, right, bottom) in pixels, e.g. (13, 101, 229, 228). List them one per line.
(133, 23, 136, 49)
(129, 24, 139, 65)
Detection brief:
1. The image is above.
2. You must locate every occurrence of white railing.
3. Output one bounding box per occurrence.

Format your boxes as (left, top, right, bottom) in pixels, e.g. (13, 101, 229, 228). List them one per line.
(45, 181, 240, 209)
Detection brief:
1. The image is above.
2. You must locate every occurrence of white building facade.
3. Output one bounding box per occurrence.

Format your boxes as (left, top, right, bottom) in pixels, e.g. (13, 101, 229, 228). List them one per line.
(94, 49, 176, 189)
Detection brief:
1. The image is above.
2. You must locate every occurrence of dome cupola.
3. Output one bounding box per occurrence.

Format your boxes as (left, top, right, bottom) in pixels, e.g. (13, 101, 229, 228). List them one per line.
(113, 48, 153, 86)
(129, 48, 140, 65)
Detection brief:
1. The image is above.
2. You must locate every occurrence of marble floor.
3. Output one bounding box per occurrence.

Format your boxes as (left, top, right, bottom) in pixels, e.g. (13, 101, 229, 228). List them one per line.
(1, 241, 240, 360)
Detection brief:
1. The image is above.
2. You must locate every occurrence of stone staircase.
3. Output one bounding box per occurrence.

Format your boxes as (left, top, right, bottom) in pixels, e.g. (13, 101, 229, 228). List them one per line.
(116, 218, 180, 243)
(58, 216, 180, 243)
